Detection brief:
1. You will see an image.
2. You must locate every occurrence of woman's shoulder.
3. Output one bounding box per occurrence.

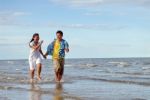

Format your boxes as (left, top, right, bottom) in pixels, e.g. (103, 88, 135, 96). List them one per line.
(29, 41, 35, 47)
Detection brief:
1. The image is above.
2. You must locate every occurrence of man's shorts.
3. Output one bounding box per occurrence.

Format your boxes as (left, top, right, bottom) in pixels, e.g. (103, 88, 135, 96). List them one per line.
(53, 58, 64, 75)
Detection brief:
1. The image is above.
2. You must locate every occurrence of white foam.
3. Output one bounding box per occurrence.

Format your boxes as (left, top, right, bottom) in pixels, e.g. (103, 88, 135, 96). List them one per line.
(108, 62, 130, 67)
(16, 69, 21, 71)
(86, 64, 98, 67)
(7, 61, 14, 64)
(142, 66, 150, 70)
(65, 64, 74, 67)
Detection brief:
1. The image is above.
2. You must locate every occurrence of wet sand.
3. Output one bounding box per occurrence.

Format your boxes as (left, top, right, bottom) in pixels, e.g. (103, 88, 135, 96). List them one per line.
(0, 78, 150, 100)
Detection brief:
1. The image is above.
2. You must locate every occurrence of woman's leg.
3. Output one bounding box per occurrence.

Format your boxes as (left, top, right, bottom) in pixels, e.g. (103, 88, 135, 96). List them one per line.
(37, 63, 42, 80)
(29, 59, 35, 82)
(30, 69, 35, 82)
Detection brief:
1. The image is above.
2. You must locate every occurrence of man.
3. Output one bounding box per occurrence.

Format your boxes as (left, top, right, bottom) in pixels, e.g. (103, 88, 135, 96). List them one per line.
(44, 30, 69, 82)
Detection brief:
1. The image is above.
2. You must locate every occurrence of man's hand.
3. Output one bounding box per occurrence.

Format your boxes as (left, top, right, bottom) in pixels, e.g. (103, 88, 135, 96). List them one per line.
(65, 49, 69, 53)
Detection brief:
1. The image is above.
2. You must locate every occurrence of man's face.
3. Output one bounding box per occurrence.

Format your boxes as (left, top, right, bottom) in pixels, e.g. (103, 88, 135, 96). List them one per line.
(56, 33, 63, 40)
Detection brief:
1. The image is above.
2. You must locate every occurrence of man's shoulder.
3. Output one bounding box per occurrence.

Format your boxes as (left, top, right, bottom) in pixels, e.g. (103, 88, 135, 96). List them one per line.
(50, 39, 56, 44)
(61, 39, 68, 43)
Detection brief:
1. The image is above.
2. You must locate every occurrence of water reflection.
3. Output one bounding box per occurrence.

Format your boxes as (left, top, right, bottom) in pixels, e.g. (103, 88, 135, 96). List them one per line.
(53, 83, 64, 100)
(29, 83, 64, 100)
(29, 83, 42, 100)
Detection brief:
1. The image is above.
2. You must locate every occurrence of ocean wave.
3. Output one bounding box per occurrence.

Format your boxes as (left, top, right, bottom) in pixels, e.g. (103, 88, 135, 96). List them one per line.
(108, 62, 130, 67)
(0, 74, 74, 85)
(79, 76, 150, 86)
(7, 61, 14, 64)
(142, 66, 150, 70)
(114, 72, 143, 75)
(85, 64, 98, 67)
(16, 69, 22, 71)
(143, 62, 150, 65)
(79, 64, 99, 67)
(65, 64, 74, 67)
(65, 63, 99, 67)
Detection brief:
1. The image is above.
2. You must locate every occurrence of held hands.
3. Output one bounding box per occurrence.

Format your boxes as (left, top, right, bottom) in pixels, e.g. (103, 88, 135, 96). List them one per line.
(65, 48, 69, 53)
(43, 55, 47, 59)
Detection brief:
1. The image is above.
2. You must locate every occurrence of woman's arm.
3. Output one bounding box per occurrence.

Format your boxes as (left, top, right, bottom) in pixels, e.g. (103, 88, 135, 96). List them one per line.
(32, 44, 41, 50)
(30, 41, 43, 50)
(44, 52, 48, 58)
(39, 48, 46, 59)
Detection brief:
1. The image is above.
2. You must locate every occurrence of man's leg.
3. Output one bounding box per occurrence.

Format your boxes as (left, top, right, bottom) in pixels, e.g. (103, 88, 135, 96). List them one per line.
(53, 59, 59, 82)
(57, 59, 64, 82)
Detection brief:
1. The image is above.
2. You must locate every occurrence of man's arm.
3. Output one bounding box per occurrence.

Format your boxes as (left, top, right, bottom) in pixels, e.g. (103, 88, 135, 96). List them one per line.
(44, 41, 54, 58)
(65, 48, 69, 53)
(65, 41, 69, 53)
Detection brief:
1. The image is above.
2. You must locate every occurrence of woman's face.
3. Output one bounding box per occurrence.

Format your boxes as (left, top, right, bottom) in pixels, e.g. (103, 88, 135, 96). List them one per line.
(34, 35, 39, 42)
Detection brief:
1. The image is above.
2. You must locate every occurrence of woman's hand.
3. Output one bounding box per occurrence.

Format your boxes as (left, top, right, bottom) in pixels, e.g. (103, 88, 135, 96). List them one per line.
(43, 55, 47, 59)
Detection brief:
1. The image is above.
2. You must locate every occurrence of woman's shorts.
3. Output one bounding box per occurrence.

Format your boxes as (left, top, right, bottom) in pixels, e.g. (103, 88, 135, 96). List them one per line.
(29, 57, 42, 70)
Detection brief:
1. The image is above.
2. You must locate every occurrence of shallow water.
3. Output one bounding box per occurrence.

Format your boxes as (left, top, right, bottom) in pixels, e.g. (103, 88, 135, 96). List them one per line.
(0, 58, 150, 100)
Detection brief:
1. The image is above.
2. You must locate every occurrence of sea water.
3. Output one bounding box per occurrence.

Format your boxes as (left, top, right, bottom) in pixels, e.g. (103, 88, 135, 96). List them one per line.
(0, 58, 150, 100)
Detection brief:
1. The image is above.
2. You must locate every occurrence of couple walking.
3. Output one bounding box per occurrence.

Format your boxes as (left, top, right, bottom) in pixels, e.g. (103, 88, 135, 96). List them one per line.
(28, 30, 69, 83)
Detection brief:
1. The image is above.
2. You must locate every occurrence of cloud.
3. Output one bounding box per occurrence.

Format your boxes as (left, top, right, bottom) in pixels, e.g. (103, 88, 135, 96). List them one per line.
(49, 0, 150, 7)
(12, 12, 30, 16)
(0, 11, 30, 26)
(84, 12, 102, 16)
(83, 9, 129, 16)
(62, 0, 103, 7)
(0, 36, 29, 45)
(49, 0, 103, 7)
(48, 23, 126, 30)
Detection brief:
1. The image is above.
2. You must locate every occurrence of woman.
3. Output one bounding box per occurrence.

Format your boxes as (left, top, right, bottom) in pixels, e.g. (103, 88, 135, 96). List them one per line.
(29, 33, 45, 82)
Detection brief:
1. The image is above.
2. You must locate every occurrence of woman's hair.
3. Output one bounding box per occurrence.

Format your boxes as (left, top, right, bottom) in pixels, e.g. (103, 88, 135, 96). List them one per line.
(29, 33, 39, 47)
(30, 33, 39, 43)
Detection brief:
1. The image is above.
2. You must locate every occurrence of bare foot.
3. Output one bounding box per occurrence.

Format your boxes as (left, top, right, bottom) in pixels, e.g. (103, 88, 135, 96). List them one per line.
(37, 76, 42, 81)
(60, 79, 64, 83)
(30, 79, 34, 83)
(55, 78, 60, 83)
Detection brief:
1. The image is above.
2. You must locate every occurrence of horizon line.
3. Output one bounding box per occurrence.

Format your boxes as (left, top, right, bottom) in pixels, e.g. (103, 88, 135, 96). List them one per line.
(0, 57, 150, 61)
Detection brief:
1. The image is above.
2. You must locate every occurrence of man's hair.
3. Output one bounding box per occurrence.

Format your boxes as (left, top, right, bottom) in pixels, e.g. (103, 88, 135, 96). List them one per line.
(56, 30, 63, 36)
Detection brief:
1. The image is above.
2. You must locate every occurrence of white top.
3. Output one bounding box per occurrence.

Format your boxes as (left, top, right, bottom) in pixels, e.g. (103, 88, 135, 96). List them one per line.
(29, 41, 41, 59)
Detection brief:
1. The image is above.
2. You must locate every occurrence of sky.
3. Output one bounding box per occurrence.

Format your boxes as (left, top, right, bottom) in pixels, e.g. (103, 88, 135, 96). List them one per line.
(0, 0, 150, 60)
